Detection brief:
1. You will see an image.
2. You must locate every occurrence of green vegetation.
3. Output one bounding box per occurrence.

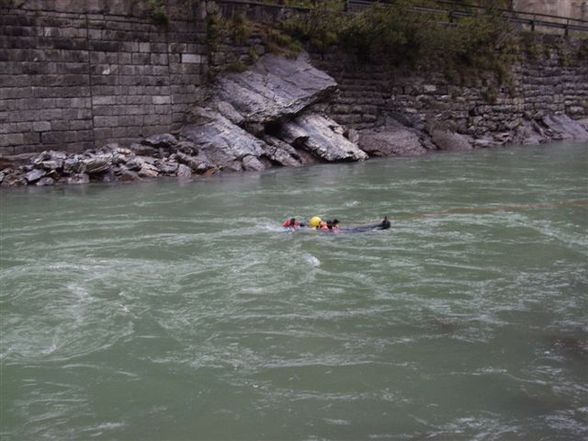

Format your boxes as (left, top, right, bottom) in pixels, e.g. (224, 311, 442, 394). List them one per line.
(283, 1, 518, 75)
(207, 5, 302, 62)
(204, 0, 583, 83)
(145, 0, 168, 27)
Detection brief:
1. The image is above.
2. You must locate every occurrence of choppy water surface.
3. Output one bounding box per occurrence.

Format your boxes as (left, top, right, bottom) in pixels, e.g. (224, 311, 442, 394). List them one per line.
(1, 142, 587, 440)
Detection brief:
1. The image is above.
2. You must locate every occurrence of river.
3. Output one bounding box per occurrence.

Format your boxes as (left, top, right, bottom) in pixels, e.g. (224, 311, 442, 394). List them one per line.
(1, 142, 587, 440)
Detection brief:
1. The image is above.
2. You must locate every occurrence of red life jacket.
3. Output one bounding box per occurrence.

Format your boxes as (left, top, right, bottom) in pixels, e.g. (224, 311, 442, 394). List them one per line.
(283, 219, 300, 228)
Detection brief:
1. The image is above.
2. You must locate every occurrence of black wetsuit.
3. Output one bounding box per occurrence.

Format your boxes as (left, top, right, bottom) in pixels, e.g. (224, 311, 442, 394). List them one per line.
(341, 220, 390, 233)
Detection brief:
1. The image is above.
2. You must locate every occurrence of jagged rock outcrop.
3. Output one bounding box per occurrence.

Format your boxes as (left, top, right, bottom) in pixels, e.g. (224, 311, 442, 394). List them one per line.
(179, 52, 366, 172)
(180, 108, 267, 172)
(213, 53, 338, 124)
(513, 114, 588, 144)
(279, 113, 368, 162)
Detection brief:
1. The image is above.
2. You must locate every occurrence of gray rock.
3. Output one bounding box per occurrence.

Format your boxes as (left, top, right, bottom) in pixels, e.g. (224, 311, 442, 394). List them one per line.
(177, 164, 192, 178)
(493, 132, 513, 145)
(358, 119, 427, 157)
(66, 173, 90, 185)
(142, 133, 178, 148)
(431, 130, 473, 151)
(125, 156, 144, 171)
(83, 155, 112, 174)
(32, 151, 51, 166)
(242, 155, 266, 171)
(36, 177, 55, 186)
(138, 163, 159, 178)
(541, 114, 588, 141)
(63, 157, 83, 175)
(175, 141, 199, 155)
(112, 148, 133, 165)
(175, 151, 201, 170)
(279, 113, 368, 162)
(345, 128, 360, 144)
(214, 100, 245, 125)
(24, 168, 46, 183)
(473, 137, 501, 148)
(102, 170, 119, 183)
(130, 143, 157, 156)
(118, 167, 141, 182)
(1, 172, 27, 187)
(214, 52, 337, 124)
(41, 159, 63, 170)
(513, 120, 547, 145)
(260, 134, 306, 167)
(180, 108, 267, 169)
(156, 160, 179, 175)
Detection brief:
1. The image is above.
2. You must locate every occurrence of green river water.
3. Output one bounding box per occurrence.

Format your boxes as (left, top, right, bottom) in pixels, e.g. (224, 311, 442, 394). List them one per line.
(1, 142, 587, 440)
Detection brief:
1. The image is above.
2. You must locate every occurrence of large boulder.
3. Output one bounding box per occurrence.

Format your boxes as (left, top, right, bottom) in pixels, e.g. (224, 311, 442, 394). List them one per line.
(541, 114, 588, 141)
(513, 115, 588, 144)
(260, 134, 308, 167)
(213, 52, 337, 124)
(278, 113, 368, 162)
(142, 133, 178, 148)
(180, 108, 268, 170)
(82, 155, 112, 174)
(431, 129, 473, 151)
(24, 168, 46, 183)
(358, 118, 428, 157)
(513, 120, 548, 145)
(179, 52, 369, 171)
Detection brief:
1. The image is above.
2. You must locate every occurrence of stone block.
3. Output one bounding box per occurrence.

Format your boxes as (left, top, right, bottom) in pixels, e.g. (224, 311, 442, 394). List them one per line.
(181, 53, 202, 64)
(23, 131, 40, 144)
(0, 133, 24, 147)
(132, 53, 151, 65)
(118, 52, 132, 64)
(39, 109, 64, 120)
(92, 95, 116, 105)
(93, 116, 119, 128)
(152, 95, 171, 105)
(33, 121, 51, 132)
(118, 115, 144, 127)
(151, 53, 168, 65)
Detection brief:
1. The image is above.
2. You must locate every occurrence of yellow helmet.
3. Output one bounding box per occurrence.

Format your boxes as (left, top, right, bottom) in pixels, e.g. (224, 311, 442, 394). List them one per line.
(309, 216, 322, 228)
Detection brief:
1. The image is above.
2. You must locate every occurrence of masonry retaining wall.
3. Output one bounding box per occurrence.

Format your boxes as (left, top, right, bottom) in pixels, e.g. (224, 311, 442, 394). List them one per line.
(0, 0, 207, 154)
(312, 37, 587, 138)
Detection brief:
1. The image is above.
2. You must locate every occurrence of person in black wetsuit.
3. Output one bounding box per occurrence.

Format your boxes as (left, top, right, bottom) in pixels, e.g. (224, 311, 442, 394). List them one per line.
(380, 216, 391, 229)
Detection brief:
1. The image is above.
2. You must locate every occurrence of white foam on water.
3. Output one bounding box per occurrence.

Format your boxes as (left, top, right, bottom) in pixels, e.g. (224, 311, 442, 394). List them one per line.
(303, 253, 321, 267)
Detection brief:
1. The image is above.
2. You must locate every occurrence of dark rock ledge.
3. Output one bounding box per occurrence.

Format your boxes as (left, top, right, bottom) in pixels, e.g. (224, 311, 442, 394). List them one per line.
(1, 53, 587, 188)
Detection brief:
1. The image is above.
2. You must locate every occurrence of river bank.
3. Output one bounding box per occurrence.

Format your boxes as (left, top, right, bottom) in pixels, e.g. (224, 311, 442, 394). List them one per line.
(1, 52, 587, 188)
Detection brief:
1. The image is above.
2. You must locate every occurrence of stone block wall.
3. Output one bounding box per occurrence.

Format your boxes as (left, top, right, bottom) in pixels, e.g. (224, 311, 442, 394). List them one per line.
(0, 1, 207, 154)
(313, 37, 587, 137)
